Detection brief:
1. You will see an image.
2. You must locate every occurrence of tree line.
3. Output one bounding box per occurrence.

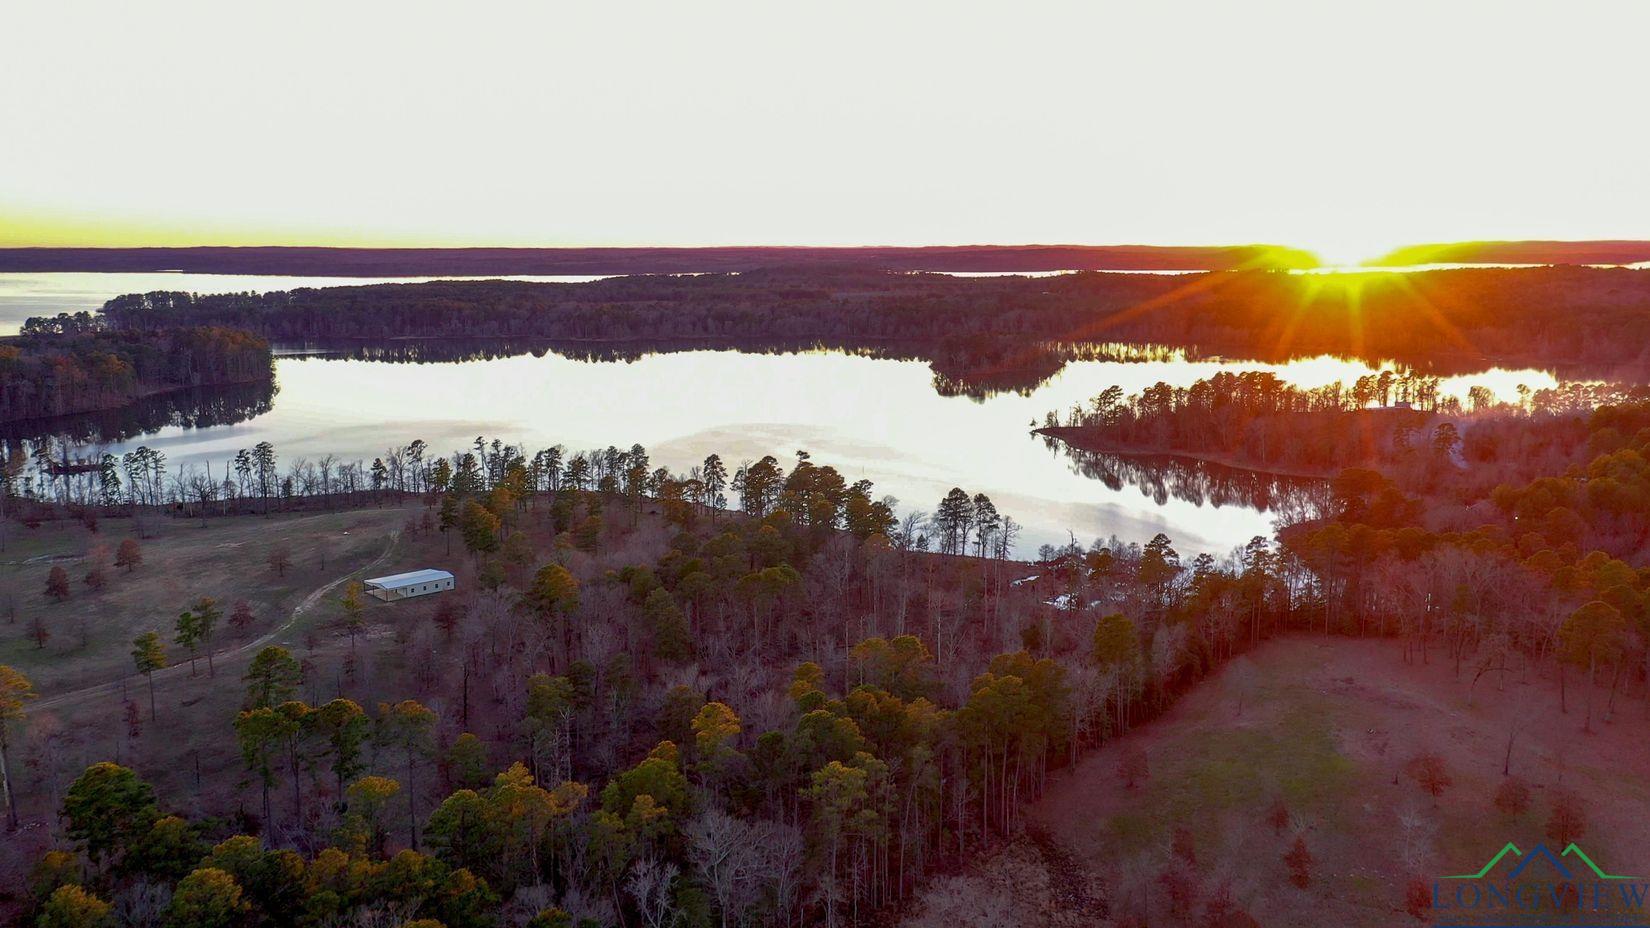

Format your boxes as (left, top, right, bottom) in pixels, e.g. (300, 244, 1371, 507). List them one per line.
(76, 265, 1650, 369)
(1041, 370, 1456, 474)
(1042, 369, 1650, 480)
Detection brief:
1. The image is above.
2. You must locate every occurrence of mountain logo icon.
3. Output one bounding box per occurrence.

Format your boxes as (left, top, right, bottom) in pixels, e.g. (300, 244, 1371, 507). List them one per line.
(1506, 844, 1572, 881)
(1444, 842, 1640, 881)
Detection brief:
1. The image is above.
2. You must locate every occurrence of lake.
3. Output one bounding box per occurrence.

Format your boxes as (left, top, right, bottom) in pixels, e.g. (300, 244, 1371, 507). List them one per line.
(1, 273, 1568, 557)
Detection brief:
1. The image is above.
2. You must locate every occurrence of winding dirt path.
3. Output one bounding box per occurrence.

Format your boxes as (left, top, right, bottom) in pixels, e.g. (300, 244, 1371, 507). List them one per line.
(34, 530, 401, 713)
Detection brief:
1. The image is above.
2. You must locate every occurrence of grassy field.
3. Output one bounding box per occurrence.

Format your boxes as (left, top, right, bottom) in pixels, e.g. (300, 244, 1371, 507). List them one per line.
(0, 507, 411, 694)
(904, 637, 1650, 928)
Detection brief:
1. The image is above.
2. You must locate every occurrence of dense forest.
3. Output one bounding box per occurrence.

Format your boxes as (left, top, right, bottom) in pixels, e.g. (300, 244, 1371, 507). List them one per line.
(80, 265, 1650, 369)
(6, 393, 1650, 925)
(1041, 369, 1650, 493)
(1040, 370, 1440, 474)
(1282, 403, 1650, 712)
(0, 424, 1366, 928)
(0, 326, 272, 424)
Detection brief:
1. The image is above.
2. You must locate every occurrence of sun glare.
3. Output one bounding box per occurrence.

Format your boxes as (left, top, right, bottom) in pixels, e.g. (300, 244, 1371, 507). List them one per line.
(1304, 236, 1400, 269)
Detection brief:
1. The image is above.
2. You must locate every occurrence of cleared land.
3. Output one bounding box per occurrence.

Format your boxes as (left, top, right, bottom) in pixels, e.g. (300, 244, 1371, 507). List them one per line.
(0, 508, 409, 695)
(904, 637, 1650, 928)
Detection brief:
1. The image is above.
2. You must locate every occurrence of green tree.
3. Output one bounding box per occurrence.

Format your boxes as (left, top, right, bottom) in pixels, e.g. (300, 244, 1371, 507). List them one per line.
(850, 635, 934, 699)
(523, 563, 580, 615)
(803, 752, 888, 927)
(524, 674, 574, 785)
(198, 835, 305, 922)
(446, 732, 491, 790)
(339, 580, 366, 653)
(343, 776, 401, 856)
(430, 458, 454, 494)
(174, 609, 205, 678)
(129, 814, 207, 881)
(438, 494, 459, 554)
(309, 698, 369, 801)
(165, 867, 249, 928)
(183, 597, 222, 676)
(1091, 612, 1140, 733)
(643, 587, 693, 662)
(521, 563, 580, 666)
(62, 762, 159, 870)
(657, 685, 707, 747)
(526, 909, 573, 928)
(701, 453, 728, 511)
(573, 514, 603, 552)
(26, 850, 80, 905)
(378, 699, 437, 850)
(242, 646, 302, 709)
(36, 885, 114, 928)
(459, 500, 501, 557)
(234, 707, 294, 828)
(1560, 600, 1627, 732)
(427, 762, 584, 893)
(130, 632, 168, 720)
(1137, 533, 1181, 614)
(691, 701, 742, 788)
(592, 743, 690, 875)
(0, 664, 34, 830)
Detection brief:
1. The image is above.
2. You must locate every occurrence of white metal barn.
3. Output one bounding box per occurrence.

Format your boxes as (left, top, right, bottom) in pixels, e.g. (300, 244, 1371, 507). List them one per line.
(364, 569, 455, 602)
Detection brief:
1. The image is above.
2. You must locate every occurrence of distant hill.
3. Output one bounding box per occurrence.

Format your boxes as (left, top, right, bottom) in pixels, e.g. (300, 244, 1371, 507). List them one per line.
(0, 244, 1317, 276)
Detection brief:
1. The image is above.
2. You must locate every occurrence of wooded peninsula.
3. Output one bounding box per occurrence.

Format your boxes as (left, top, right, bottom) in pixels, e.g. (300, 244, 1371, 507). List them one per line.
(79, 265, 1650, 369)
(0, 328, 272, 423)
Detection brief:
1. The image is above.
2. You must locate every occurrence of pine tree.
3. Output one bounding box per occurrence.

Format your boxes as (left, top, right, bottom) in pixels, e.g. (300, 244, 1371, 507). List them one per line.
(131, 632, 168, 720)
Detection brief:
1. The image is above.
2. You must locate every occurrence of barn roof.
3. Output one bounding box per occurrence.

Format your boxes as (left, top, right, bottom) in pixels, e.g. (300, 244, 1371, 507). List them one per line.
(365, 568, 454, 589)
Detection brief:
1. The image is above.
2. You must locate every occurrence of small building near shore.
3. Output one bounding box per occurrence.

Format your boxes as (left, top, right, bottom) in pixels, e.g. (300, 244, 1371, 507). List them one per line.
(364, 568, 454, 602)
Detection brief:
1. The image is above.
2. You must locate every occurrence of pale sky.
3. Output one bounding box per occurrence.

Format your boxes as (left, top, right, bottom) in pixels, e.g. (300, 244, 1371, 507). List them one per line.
(4, 0, 1647, 262)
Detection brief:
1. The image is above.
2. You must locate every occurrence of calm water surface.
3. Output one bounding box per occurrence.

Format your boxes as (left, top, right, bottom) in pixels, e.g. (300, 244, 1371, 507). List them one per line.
(2, 273, 1567, 556)
(31, 347, 1559, 556)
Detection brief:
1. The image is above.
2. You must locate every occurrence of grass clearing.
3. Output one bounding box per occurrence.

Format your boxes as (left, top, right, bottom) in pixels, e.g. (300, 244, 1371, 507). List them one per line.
(907, 636, 1650, 927)
(0, 508, 410, 693)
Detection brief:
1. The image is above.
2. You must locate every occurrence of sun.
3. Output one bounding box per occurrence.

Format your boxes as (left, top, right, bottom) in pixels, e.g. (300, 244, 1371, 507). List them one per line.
(1300, 234, 1402, 269)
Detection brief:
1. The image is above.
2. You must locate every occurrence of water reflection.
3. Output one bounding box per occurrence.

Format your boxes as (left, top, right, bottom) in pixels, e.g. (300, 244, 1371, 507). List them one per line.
(273, 336, 1565, 407)
(1054, 442, 1329, 520)
(0, 379, 277, 446)
(277, 337, 1083, 400)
